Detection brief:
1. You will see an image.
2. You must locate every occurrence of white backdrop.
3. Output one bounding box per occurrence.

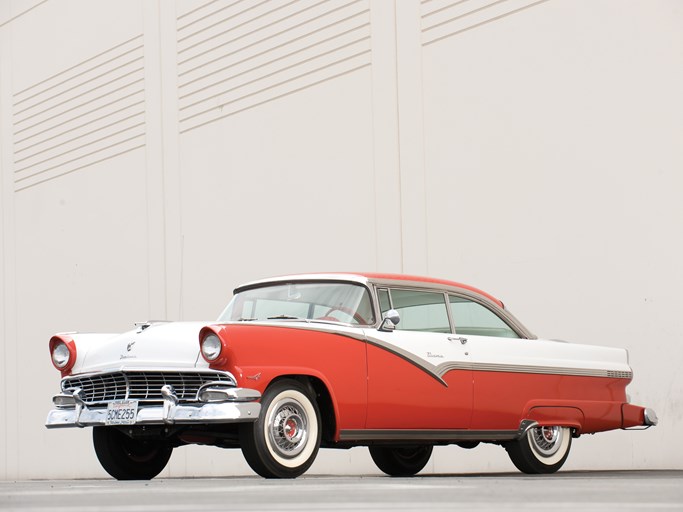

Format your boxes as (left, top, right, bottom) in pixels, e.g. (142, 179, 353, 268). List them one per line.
(1, 0, 681, 479)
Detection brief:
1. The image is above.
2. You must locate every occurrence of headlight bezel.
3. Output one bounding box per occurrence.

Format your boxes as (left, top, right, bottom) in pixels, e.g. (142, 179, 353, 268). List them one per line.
(49, 335, 77, 374)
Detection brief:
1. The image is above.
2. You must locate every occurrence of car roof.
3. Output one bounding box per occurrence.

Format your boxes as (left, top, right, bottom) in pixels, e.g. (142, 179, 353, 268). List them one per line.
(234, 272, 504, 308)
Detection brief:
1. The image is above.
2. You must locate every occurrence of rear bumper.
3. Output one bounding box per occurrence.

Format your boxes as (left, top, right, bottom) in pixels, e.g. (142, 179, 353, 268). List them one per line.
(45, 385, 261, 429)
(622, 403, 658, 428)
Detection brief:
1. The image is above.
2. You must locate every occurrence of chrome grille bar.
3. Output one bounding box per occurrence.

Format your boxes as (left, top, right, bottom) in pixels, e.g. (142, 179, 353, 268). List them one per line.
(62, 371, 235, 405)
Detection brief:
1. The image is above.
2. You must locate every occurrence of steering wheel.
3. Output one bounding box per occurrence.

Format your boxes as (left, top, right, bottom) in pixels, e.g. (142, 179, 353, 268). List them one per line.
(322, 306, 367, 325)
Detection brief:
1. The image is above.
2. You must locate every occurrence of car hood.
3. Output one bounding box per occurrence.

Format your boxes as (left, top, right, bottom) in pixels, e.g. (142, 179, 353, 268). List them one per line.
(75, 321, 208, 374)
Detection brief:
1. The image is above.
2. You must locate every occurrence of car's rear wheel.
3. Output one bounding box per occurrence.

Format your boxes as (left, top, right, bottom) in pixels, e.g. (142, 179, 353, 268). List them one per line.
(92, 427, 172, 480)
(240, 379, 321, 478)
(369, 445, 433, 476)
(506, 425, 572, 474)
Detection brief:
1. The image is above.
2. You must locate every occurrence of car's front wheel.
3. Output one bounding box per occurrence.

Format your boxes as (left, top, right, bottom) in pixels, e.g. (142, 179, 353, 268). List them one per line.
(240, 379, 321, 478)
(369, 445, 433, 476)
(92, 427, 173, 480)
(506, 425, 572, 474)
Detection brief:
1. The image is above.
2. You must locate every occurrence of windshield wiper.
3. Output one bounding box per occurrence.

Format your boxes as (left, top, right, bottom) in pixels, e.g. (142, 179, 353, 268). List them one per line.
(237, 317, 258, 322)
(266, 315, 304, 320)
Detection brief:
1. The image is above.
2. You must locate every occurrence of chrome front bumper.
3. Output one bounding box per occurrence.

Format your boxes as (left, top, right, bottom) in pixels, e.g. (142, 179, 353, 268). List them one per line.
(45, 384, 261, 429)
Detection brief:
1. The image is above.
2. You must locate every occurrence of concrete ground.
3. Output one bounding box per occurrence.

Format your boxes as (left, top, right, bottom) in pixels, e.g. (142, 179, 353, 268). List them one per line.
(1, 470, 681, 512)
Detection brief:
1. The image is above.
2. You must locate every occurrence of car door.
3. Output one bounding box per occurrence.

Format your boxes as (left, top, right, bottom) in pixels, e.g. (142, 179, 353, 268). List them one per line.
(364, 287, 473, 430)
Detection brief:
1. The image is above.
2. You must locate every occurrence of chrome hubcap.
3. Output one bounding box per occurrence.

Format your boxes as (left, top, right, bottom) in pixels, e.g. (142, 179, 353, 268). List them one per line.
(268, 399, 308, 458)
(530, 426, 562, 457)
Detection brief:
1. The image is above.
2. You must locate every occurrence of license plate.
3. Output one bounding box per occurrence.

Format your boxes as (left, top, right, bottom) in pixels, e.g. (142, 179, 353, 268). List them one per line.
(105, 400, 138, 425)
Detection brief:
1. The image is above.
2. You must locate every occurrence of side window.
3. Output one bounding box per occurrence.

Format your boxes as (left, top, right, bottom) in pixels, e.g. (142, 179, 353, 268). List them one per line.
(389, 289, 451, 333)
(449, 295, 519, 338)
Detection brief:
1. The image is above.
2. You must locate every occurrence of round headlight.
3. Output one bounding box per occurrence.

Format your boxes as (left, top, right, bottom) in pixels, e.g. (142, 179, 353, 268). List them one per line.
(201, 333, 222, 361)
(52, 342, 71, 368)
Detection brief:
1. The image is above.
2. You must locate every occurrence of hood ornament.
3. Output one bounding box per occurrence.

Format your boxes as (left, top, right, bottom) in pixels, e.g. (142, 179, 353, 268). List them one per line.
(127, 341, 136, 352)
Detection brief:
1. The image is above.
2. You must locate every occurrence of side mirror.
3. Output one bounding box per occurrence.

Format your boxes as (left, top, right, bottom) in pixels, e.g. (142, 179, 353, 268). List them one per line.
(379, 309, 400, 332)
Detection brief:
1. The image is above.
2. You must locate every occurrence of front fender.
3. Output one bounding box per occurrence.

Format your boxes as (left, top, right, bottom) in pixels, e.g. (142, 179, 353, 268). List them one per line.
(236, 365, 343, 436)
(50, 332, 121, 377)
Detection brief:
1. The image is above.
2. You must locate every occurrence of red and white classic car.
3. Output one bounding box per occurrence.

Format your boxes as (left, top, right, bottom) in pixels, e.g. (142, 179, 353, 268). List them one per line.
(46, 273, 657, 479)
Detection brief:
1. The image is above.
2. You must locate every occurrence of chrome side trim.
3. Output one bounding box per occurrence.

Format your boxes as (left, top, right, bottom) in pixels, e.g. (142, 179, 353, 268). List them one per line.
(434, 361, 633, 380)
(364, 335, 447, 387)
(339, 420, 539, 443)
(339, 429, 518, 442)
(364, 334, 633, 384)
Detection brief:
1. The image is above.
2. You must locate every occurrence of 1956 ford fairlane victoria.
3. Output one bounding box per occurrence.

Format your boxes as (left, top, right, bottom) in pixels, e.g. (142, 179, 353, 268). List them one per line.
(46, 273, 657, 479)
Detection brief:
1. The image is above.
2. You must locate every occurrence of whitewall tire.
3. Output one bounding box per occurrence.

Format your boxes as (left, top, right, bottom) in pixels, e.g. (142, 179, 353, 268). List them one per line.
(506, 426, 572, 474)
(240, 379, 321, 478)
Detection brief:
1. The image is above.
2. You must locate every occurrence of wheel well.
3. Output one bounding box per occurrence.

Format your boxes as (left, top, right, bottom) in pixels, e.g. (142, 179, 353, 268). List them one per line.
(268, 375, 337, 445)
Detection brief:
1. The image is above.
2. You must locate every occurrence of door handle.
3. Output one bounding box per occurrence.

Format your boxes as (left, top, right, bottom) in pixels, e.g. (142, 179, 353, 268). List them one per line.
(448, 336, 468, 345)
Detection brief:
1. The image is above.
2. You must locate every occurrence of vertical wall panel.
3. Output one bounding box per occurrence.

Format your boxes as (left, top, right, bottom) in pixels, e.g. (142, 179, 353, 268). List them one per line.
(395, 0, 427, 274)
(3, 0, 151, 479)
(368, 0, 402, 272)
(0, 9, 15, 480)
(421, 0, 682, 470)
(142, 1, 169, 322)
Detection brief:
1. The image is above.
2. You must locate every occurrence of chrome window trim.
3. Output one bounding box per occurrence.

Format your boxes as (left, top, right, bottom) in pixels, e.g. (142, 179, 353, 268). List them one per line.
(444, 291, 456, 335)
(228, 279, 376, 327)
(371, 285, 453, 334)
(368, 277, 535, 339)
(233, 275, 535, 339)
(368, 281, 534, 339)
(233, 275, 370, 294)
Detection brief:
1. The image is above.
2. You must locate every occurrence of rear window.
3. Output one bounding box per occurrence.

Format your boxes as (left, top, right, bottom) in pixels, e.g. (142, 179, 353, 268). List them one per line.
(449, 295, 519, 338)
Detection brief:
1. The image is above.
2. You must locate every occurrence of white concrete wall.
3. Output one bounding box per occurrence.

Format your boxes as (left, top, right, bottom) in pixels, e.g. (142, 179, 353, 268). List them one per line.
(0, 0, 681, 479)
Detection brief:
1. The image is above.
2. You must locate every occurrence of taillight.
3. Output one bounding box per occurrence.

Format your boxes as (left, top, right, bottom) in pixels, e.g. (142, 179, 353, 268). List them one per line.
(49, 335, 77, 375)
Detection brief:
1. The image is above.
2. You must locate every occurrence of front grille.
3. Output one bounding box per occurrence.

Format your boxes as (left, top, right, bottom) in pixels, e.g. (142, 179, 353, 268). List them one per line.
(61, 370, 235, 404)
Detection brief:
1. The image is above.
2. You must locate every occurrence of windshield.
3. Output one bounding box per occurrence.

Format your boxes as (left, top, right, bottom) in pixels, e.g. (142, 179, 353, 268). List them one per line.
(218, 282, 376, 326)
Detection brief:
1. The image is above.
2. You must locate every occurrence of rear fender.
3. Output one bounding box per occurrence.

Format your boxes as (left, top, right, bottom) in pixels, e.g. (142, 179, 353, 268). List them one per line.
(524, 399, 626, 434)
(525, 406, 585, 432)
